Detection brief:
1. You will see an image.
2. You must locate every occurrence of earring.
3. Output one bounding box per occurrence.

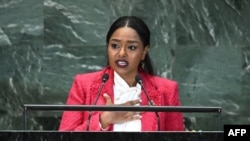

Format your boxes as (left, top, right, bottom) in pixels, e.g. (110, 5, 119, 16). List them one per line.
(140, 60, 145, 70)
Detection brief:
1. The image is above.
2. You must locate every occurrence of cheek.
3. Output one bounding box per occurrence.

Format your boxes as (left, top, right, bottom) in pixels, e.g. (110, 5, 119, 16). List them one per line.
(131, 54, 143, 64)
(107, 49, 116, 62)
(108, 50, 113, 57)
(107, 47, 112, 57)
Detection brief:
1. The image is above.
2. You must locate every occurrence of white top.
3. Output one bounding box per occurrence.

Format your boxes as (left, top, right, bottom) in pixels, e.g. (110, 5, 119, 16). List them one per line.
(113, 71, 142, 131)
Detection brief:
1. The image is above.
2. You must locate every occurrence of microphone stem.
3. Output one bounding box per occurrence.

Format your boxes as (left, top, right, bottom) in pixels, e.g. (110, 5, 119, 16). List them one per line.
(93, 82, 105, 104)
(141, 84, 160, 131)
(86, 82, 105, 131)
(136, 75, 160, 131)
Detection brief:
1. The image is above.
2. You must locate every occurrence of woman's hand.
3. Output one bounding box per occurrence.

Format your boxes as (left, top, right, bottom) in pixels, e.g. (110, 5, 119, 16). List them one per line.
(99, 93, 141, 128)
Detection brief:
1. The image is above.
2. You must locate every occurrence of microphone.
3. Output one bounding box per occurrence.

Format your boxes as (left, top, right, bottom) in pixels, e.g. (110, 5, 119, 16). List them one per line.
(135, 75, 160, 131)
(86, 73, 109, 131)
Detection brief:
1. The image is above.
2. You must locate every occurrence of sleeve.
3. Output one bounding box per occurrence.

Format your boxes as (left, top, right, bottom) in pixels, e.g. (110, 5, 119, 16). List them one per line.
(164, 81, 185, 131)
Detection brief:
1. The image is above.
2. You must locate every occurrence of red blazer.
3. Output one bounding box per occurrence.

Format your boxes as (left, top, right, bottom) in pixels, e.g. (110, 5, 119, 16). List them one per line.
(59, 67, 184, 131)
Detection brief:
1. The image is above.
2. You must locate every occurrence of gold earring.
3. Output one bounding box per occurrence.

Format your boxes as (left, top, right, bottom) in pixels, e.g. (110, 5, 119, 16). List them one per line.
(141, 60, 145, 70)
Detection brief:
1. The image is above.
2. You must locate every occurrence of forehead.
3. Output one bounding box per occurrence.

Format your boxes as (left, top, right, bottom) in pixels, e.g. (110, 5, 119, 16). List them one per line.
(110, 27, 141, 41)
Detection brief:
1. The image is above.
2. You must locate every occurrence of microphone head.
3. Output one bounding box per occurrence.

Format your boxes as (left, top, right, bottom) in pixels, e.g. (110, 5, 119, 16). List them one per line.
(135, 75, 142, 85)
(102, 73, 109, 82)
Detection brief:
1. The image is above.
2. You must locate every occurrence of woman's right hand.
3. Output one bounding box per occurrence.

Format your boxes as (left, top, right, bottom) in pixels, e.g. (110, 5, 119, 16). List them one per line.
(99, 93, 141, 129)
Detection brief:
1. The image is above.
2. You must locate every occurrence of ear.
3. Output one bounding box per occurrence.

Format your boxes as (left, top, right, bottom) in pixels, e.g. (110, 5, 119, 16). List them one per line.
(141, 45, 149, 60)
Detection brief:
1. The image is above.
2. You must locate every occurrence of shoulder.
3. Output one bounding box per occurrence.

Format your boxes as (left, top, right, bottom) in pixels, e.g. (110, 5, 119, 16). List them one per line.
(141, 73, 181, 105)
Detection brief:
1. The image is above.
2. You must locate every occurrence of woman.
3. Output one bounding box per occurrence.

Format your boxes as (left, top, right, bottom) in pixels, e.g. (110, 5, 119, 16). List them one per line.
(59, 16, 184, 131)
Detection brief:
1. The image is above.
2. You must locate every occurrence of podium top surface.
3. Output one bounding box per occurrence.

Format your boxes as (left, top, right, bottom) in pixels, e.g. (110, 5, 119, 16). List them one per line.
(0, 130, 224, 141)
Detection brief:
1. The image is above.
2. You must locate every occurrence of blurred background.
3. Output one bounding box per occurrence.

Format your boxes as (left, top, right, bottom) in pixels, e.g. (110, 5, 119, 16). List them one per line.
(0, 0, 249, 131)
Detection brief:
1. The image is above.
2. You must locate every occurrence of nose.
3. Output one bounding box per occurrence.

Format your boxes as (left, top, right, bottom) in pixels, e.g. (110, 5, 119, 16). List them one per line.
(118, 47, 127, 57)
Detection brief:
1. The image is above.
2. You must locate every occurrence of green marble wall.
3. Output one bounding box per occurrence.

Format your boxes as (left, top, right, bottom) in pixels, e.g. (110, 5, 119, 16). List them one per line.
(0, 0, 249, 131)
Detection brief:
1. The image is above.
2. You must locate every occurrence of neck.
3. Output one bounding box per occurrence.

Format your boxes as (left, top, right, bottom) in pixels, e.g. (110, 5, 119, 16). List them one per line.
(127, 80, 137, 87)
(119, 74, 137, 87)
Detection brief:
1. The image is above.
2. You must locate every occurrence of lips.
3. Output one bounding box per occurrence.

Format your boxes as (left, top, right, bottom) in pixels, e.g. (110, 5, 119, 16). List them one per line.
(115, 60, 128, 68)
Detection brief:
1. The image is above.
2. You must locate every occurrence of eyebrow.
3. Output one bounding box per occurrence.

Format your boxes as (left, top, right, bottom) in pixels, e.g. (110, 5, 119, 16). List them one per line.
(110, 39, 139, 44)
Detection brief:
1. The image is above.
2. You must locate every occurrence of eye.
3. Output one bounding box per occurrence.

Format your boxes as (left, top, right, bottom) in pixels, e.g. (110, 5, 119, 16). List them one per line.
(128, 45, 137, 50)
(111, 44, 119, 49)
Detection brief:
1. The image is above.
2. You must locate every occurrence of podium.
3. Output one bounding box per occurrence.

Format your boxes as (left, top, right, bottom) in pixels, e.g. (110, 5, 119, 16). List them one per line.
(0, 131, 224, 141)
(7, 104, 223, 141)
(23, 104, 223, 130)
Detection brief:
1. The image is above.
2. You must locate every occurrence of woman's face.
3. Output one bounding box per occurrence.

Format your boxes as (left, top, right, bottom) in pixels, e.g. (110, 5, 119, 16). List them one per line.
(108, 27, 148, 80)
